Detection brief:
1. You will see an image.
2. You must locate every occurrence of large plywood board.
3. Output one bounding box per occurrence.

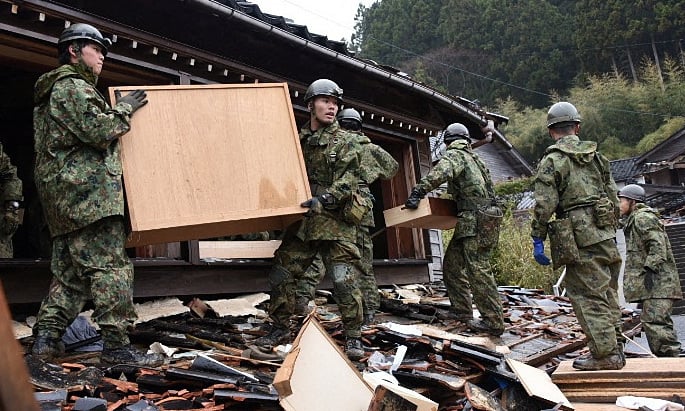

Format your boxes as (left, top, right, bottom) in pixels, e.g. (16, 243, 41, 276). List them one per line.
(383, 197, 457, 230)
(274, 317, 374, 411)
(108, 84, 310, 247)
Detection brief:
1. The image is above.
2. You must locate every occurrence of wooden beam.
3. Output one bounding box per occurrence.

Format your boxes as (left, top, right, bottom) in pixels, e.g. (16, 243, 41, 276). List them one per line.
(0, 281, 40, 411)
(1, 259, 430, 304)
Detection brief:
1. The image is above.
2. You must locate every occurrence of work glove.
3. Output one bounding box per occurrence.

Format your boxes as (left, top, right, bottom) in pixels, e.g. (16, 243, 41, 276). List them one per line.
(643, 266, 656, 290)
(300, 193, 335, 216)
(532, 237, 551, 266)
(115, 89, 148, 115)
(404, 187, 426, 209)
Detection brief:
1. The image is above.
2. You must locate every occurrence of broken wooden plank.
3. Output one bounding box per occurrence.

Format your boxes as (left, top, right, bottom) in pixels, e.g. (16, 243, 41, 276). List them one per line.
(506, 358, 573, 411)
(367, 385, 419, 411)
(383, 197, 457, 230)
(362, 373, 438, 411)
(199, 240, 282, 259)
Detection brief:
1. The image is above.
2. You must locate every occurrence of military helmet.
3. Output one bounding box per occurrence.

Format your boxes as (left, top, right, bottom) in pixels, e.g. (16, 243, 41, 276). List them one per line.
(443, 122, 470, 142)
(337, 108, 362, 130)
(58, 23, 112, 55)
(547, 102, 581, 128)
(304, 79, 343, 104)
(618, 184, 646, 202)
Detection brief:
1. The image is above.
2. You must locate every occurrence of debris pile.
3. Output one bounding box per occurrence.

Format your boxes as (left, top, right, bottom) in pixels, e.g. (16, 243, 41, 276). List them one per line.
(18, 283, 684, 410)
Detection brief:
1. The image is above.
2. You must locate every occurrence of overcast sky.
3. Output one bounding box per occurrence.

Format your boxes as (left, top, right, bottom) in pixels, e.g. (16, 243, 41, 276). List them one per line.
(251, 0, 377, 42)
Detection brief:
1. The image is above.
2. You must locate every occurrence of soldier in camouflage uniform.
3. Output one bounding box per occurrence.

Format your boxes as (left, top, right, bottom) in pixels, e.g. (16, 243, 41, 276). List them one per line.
(257, 79, 368, 360)
(294, 108, 399, 325)
(0, 143, 22, 257)
(531, 102, 624, 370)
(618, 184, 682, 357)
(405, 123, 504, 336)
(31, 23, 163, 366)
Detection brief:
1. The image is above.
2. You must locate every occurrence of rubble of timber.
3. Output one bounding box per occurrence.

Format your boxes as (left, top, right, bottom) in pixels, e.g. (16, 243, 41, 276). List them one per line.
(16, 283, 685, 410)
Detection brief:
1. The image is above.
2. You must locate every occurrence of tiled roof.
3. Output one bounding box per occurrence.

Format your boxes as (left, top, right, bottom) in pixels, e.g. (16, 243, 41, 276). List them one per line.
(217, 0, 351, 55)
(610, 156, 640, 183)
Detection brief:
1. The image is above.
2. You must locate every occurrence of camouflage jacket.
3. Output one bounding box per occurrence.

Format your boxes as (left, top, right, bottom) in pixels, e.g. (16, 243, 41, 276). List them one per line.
(299, 121, 364, 242)
(33, 63, 134, 237)
(531, 135, 618, 247)
(0, 143, 22, 257)
(355, 134, 399, 227)
(623, 204, 683, 301)
(415, 139, 495, 238)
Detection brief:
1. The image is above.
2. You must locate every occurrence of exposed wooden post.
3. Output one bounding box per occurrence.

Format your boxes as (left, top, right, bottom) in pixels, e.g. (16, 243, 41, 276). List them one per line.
(0, 281, 40, 411)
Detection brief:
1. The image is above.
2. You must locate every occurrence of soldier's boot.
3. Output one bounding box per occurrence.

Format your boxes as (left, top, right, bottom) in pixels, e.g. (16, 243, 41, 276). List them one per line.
(617, 343, 626, 367)
(293, 297, 313, 317)
(101, 345, 164, 367)
(344, 338, 365, 360)
(31, 336, 65, 360)
(254, 324, 291, 348)
(467, 319, 504, 337)
(572, 351, 624, 371)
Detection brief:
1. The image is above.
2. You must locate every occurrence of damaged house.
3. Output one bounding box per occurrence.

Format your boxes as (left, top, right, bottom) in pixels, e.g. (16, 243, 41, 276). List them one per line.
(0, 0, 532, 304)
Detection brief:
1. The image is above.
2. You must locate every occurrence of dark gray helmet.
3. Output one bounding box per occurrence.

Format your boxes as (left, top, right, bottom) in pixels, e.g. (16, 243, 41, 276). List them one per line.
(304, 79, 343, 104)
(443, 122, 470, 142)
(547, 102, 581, 128)
(618, 184, 645, 202)
(337, 108, 362, 130)
(59, 23, 112, 55)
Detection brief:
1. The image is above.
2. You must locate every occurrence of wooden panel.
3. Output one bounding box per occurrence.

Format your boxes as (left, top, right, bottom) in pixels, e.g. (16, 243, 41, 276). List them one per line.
(108, 84, 310, 247)
(199, 240, 282, 259)
(384, 197, 457, 230)
(506, 358, 573, 411)
(274, 317, 374, 411)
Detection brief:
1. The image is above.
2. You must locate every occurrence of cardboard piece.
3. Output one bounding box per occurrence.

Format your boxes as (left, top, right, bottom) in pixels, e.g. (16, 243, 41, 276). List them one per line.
(108, 84, 310, 247)
(383, 197, 457, 230)
(199, 240, 282, 259)
(506, 358, 573, 411)
(273, 317, 374, 411)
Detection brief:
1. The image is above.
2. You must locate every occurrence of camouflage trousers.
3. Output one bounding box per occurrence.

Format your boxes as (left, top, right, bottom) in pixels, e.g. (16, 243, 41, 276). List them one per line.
(269, 224, 363, 338)
(296, 226, 379, 316)
(641, 298, 682, 357)
(443, 234, 504, 331)
(33, 216, 137, 349)
(564, 238, 623, 358)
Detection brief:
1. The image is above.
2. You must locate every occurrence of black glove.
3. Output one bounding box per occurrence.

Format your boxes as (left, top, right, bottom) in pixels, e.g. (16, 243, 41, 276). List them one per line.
(643, 266, 656, 290)
(301, 193, 335, 216)
(404, 187, 426, 209)
(115, 89, 148, 115)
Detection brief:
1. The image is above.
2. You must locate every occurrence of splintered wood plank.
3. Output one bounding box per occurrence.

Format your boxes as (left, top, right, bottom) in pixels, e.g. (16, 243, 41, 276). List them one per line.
(552, 358, 685, 383)
(384, 197, 457, 230)
(570, 404, 632, 411)
(562, 387, 683, 403)
(506, 359, 573, 411)
(109, 83, 310, 247)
